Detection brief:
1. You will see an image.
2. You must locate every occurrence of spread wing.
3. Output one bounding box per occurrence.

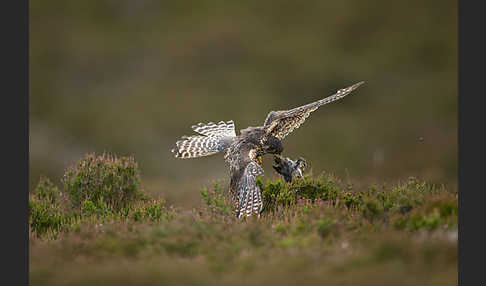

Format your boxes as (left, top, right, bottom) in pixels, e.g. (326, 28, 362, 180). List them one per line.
(234, 160, 264, 218)
(263, 81, 364, 140)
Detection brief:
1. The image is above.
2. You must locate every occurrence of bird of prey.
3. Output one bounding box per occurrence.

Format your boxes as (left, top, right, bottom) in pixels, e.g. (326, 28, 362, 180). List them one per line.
(273, 155, 307, 183)
(171, 81, 364, 218)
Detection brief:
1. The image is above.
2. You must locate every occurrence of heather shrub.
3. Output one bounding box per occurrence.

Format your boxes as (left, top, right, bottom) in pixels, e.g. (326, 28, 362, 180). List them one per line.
(259, 178, 294, 212)
(29, 154, 171, 238)
(291, 174, 340, 202)
(341, 191, 362, 210)
(256, 174, 457, 232)
(33, 176, 63, 204)
(200, 181, 233, 217)
(361, 199, 384, 222)
(131, 199, 169, 222)
(62, 152, 144, 211)
(29, 196, 73, 238)
(260, 173, 341, 213)
(392, 195, 457, 231)
(29, 177, 73, 237)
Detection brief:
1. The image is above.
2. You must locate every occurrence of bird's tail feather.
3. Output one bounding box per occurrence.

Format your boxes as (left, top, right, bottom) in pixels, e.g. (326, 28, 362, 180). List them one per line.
(235, 162, 264, 218)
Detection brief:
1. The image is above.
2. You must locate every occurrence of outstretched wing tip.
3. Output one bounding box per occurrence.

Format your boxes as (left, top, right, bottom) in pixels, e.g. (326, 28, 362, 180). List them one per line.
(264, 81, 365, 139)
(340, 81, 365, 93)
(352, 81, 365, 88)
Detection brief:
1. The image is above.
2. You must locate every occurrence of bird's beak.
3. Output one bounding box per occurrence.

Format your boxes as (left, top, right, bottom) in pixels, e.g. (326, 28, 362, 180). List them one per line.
(257, 155, 263, 165)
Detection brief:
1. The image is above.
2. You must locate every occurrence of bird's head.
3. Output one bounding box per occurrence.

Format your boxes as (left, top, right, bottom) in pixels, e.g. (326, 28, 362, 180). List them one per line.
(296, 157, 307, 169)
(294, 157, 307, 178)
(263, 136, 283, 155)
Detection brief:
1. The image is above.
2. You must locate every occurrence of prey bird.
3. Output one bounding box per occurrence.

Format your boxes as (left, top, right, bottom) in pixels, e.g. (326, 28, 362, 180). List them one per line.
(273, 155, 307, 183)
(171, 81, 364, 218)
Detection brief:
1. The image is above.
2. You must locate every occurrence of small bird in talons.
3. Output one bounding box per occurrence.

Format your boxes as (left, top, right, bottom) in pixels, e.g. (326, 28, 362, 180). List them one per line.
(272, 155, 307, 183)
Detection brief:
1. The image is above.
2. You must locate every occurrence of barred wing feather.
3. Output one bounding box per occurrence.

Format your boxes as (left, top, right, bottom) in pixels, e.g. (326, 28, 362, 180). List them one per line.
(171, 120, 236, 158)
(263, 81, 364, 140)
(191, 120, 236, 137)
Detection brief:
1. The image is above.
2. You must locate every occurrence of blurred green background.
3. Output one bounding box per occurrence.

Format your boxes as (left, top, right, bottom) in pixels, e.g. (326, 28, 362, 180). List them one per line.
(30, 0, 457, 208)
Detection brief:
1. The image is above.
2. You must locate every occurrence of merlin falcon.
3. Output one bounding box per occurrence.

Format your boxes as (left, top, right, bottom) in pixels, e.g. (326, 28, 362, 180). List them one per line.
(171, 81, 364, 218)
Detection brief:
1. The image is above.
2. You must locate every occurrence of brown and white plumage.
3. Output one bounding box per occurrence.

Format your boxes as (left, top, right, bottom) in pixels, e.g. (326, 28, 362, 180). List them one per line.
(171, 82, 364, 218)
(171, 120, 236, 158)
(234, 160, 264, 218)
(263, 81, 364, 140)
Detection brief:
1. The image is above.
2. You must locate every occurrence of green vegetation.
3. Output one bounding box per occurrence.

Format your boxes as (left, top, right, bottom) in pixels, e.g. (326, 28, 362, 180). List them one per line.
(200, 181, 232, 217)
(62, 152, 146, 211)
(29, 153, 170, 239)
(29, 177, 72, 238)
(30, 154, 457, 285)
